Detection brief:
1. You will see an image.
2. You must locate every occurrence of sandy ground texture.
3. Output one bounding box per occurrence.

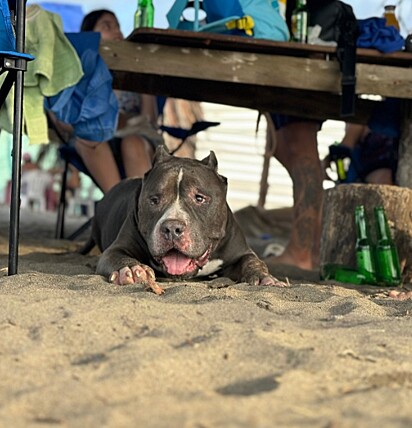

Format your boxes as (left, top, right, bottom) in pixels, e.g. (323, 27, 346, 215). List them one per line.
(1, 205, 412, 428)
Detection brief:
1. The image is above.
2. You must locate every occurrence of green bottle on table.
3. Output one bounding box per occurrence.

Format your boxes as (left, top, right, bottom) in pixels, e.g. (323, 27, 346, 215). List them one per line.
(134, 0, 155, 29)
(374, 206, 401, 286)
(354, 205, 376, 284)
(291, 0, 308, 43)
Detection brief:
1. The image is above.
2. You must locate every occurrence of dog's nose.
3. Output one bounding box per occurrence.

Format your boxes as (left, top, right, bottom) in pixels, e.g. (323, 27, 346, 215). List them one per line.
(161, 219, 186, 240)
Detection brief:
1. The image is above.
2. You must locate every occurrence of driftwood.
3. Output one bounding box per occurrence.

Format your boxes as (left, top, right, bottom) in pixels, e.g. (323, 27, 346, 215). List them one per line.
(320, 184, 412, 282)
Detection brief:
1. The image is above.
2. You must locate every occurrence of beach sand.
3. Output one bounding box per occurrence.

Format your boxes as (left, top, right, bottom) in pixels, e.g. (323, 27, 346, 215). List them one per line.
(1, 205, 412, 428)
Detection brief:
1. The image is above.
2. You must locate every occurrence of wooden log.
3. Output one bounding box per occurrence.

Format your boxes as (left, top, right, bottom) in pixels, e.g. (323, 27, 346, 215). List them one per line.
(320, 184, 412, 282)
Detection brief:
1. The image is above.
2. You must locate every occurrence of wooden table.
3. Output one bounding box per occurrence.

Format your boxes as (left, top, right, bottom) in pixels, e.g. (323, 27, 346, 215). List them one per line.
(99, 28, 412, 186)
(100, 29, 412, 122)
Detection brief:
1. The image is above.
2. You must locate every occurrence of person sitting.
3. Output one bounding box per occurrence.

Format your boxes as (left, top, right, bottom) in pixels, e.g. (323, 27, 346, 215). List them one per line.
(264, 0, 358, 272)
(47, 9, 163, 194)
(323, 98, 401, 186)
(75, 9, 162, 192)
(21, 153, 38, 173)
(265, 114, 324, 271)
(20, 154, 53, 211)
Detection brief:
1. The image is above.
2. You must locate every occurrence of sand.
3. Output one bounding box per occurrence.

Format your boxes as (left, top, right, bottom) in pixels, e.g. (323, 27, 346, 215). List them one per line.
(1, 205, 412, 428)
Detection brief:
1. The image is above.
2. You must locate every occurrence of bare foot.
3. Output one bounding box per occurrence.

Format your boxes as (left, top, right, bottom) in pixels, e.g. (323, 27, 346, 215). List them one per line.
(388, 290, 412, 300)
(266, 250, 314, 271)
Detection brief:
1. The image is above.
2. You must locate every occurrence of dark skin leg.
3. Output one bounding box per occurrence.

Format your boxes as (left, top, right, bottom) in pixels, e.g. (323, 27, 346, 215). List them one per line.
(266, 120, 323, 270)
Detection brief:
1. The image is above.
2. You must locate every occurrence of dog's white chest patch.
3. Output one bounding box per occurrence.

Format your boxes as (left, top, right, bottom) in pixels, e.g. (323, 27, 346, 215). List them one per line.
(197, 259, 223, 277)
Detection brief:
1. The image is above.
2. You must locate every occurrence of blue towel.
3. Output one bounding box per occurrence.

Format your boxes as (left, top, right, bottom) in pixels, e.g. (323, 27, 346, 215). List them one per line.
(357, 18, 404, 53)
(45, 32, 118, 142)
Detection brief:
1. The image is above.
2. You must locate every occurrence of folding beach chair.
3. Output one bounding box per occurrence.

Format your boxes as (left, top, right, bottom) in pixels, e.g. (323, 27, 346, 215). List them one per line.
(1, 0, 34, 274)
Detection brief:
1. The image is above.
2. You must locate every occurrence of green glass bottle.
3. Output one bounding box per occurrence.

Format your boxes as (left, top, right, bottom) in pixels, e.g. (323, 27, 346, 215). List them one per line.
(134, 0, 155, 29)
(374, 206, 401, 286)
(354, 205, 376, 284)
(291, 0, 308, 43)
(321, 264, 369, 285)
(334, 268, 367, 285)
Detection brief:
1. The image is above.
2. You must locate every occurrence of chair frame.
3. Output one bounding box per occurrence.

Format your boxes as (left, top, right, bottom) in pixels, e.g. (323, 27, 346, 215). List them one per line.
(1, 0, 33, 275)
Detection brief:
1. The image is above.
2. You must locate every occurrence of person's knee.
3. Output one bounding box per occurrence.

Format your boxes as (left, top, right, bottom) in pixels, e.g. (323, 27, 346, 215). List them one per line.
(366, 168, 393, 185)
(274, 122, 320, 166)
(75, 138, 101, 154)
(122, 135, 154, 159)
(284, 121, 319, 143)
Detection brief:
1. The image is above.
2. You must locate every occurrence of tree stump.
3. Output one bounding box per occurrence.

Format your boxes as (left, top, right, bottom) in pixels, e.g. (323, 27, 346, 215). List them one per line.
(320, 184, 412, 282)
(396, 102, 412, 188)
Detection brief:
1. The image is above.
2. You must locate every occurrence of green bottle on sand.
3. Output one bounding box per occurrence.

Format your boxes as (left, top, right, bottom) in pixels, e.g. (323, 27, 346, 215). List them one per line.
(374, 206, 401, 286)
(354, 205, 376, 284)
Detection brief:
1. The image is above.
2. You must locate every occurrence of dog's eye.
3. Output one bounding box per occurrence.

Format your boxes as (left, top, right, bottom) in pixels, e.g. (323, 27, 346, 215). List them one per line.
(149, 196, 160, 205)
(194, 194, 207, 204)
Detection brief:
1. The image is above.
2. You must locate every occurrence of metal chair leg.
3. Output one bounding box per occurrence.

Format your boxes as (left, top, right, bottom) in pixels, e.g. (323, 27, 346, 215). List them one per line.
(7, 0, 30, 276)
(55, 159, 69, 239)
(66, 217, 93, 241)
(8, 67, 25, 275)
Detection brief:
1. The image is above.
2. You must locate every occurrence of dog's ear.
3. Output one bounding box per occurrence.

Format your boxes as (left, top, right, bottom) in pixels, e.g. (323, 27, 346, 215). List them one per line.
(153, 145, 172, 165)
(201, 151, 218, 171)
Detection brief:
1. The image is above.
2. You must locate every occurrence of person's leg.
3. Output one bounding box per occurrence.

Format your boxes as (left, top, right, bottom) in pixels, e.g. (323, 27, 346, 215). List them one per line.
(120, 135, 154, 178)
(75, 138, 121, 193)
(366, 168, 394, 184)
(341, 123, 368, 149)
(359, 131, 398, 185)
(266, 120, 323, 270)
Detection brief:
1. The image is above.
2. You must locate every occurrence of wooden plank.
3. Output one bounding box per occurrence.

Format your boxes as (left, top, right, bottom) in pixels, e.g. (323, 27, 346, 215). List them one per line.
(356, 63, 412, 99)
(101, 40, 412, 99)
(101, 40, 341, 93)
(128, 29, 412, 68)
(127, 28, 338, 56)
(110, 71, 377, 124)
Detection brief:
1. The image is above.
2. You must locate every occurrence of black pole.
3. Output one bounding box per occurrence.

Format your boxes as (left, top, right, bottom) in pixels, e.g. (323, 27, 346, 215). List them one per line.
(55, 160, 68, 239)
(8, 0, 28, 275)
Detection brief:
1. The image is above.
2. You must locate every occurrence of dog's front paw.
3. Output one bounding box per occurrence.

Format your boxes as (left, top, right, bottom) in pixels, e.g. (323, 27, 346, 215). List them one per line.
(109, 264, 164, 295)
(259, 274, 288, 287)
(239, 255, 288, 287)
(243, 272, 288, 287)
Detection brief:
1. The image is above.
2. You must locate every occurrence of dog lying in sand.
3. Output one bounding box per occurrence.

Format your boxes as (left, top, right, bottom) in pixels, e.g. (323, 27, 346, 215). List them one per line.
(80, 146, 286, 294)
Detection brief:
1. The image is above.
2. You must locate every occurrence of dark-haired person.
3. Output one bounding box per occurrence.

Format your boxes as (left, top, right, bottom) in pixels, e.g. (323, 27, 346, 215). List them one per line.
(76, 9, 162, 192)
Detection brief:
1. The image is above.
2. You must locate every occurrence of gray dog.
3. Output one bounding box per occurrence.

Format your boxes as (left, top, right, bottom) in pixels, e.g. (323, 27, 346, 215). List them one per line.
(81, 146, 285, 294)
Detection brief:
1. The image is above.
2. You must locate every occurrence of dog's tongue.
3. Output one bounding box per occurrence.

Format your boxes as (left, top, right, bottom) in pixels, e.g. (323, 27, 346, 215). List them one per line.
(162, 251, 196, 275)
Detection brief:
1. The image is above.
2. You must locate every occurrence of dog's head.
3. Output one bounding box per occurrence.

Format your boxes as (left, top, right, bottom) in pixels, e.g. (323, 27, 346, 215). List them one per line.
(138, 146, 228, 279)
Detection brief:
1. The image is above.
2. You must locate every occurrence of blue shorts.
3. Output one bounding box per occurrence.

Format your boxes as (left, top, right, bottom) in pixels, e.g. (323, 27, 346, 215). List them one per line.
(269, 113, 324, 130)
(348, 132, 399, 182)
